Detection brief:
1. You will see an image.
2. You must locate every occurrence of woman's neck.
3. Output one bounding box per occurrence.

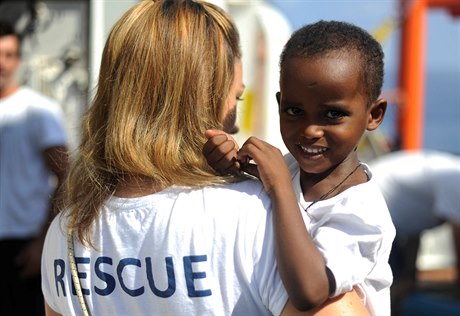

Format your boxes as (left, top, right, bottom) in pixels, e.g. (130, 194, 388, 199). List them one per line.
(114, 174, 165, 198)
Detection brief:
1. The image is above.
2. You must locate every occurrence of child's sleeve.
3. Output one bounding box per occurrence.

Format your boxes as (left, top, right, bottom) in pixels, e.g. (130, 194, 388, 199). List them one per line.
(308, 191, 395, 298)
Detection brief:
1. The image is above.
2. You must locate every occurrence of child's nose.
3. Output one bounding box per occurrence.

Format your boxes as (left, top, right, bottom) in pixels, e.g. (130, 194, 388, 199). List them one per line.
(302, 124, 323, 139)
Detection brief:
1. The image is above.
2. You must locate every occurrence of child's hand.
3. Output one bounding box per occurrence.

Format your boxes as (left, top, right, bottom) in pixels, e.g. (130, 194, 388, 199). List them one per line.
(238, 137, 292, 195)
(203, 129, 240, 175)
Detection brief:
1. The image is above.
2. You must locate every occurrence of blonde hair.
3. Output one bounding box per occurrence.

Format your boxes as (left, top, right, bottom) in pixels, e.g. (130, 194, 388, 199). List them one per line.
(65, 0, 241, 245)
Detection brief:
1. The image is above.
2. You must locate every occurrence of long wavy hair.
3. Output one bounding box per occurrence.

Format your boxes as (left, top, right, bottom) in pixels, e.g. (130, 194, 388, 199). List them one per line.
(64, 0, 242, 246)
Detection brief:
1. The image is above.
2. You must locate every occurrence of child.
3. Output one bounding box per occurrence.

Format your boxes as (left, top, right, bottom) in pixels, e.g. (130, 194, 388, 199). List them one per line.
(203, 20, 395, 316)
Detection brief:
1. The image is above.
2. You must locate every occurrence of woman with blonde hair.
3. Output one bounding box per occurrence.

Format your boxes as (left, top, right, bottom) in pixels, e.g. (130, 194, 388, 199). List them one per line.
(41, 0, 369, 315)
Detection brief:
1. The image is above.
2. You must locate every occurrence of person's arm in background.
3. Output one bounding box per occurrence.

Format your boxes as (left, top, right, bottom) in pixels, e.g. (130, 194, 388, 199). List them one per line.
(45, 301, 62, 316)
(16, 145, 69, 279)
(451, 222, 460, 286)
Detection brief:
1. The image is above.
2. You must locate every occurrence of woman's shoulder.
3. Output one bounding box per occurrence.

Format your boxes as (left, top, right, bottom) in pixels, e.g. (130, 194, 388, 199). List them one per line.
(43, 212, 69, 256)
(102, 181, 272, 216)
(202, 179, 272, 210)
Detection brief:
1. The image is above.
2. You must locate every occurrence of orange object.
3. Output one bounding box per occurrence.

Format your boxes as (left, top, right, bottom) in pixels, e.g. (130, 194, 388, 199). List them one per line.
(428, 0, 460, 17)
(398, 0, 427, 150)
(397, 0, 460, 150)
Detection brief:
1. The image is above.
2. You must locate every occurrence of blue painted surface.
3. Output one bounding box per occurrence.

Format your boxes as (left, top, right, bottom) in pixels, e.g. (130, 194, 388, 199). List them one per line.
(402, 292, 460, 316)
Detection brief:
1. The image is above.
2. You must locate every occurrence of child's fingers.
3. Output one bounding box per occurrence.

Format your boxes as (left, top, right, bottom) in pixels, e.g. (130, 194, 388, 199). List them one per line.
(204, 141, 237, 172)
(237, 137, 291, 193)
(203, 129, 241, 175)
(214, 144, 238, 173)
(239, 137, 283, 167)
(240, 163, 259, 179)
(237, 139, 261, 179)
(205, 129, 239, 150)
(204, 129, 227, 139)
(203, 132, 239, 175)
(202, 133, 229, 157)
(237, 137, 265, 165)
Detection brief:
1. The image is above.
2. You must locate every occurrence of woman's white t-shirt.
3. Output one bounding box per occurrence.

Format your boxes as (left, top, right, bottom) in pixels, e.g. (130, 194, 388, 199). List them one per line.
(42, 180, 288, 316)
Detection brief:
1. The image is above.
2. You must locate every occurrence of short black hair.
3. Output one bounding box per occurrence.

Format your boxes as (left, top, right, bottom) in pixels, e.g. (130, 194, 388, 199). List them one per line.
(0, 20, 21, 56)
(280, 20, 384, 105)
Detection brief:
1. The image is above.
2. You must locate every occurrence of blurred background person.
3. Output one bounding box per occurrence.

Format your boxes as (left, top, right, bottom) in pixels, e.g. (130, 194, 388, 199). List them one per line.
(0, 20, 68, 316)
(370, 149, 460, 315)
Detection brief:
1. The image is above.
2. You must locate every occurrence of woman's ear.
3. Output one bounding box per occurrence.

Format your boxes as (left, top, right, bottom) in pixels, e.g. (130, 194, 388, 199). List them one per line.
(367, 98, 387, 131)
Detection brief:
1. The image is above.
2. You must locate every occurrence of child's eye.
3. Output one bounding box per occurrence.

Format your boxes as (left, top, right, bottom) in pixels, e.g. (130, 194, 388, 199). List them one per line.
(236, 96, 244, 102)
(326, 110, 345, 119)
(285, 107, 303, 116)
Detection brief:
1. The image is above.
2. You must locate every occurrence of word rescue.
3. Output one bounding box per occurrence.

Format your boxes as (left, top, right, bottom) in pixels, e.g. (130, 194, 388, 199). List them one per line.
(54, 255, 212, 298)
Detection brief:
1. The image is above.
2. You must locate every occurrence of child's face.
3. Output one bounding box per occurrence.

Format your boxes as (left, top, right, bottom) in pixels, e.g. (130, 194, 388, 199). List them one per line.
(277, 51, 378, 175)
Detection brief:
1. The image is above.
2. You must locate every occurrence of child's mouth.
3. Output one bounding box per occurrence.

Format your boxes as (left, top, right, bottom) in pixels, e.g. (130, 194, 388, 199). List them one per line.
(298, 144, 328, 155)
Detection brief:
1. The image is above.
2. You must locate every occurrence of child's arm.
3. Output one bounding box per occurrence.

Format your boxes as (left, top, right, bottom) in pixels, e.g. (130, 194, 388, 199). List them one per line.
(203, 130, 331, 310)
(237, 136, 330, 310)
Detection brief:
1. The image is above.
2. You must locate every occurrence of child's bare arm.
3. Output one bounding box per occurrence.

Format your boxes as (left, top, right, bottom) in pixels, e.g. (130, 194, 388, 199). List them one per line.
(203, 131, 331, 309)
(238, 137, 330, 310)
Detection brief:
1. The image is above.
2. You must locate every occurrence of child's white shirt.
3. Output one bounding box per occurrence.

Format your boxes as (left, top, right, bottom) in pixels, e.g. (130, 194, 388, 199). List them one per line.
(286, 153, 396, 316)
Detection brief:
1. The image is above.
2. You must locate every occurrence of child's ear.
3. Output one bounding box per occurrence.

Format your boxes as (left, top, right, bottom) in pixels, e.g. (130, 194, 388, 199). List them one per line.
(367, 98, 387, 131)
